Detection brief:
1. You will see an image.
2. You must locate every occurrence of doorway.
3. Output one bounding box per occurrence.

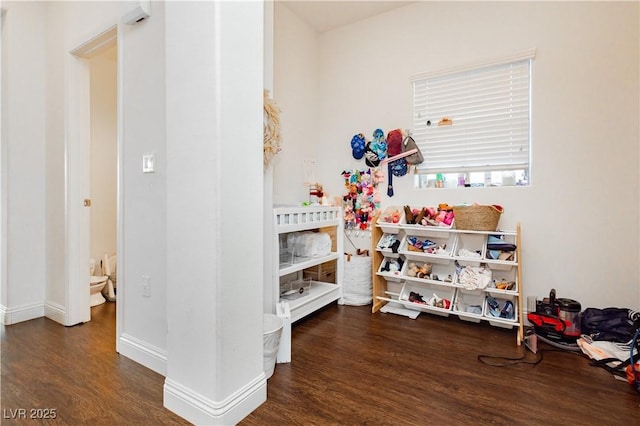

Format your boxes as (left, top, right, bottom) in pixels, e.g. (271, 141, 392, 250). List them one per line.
(67, 26, 121, 330)
(89, 43, 118, 309)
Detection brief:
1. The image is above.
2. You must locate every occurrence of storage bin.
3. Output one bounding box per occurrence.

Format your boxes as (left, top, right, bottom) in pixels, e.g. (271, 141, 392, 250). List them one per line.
(484, 234, 517, 268)
(342, 254, 372, 306)
(401, 206, 454, 229)
(376, 206, 404, 234)
(452, 205, 503, 231)
(280, 278, 311, 300)
(484, 294, 518, 325)
(399, 282, 454, 316)
(303, 260, 336, 283)
(455, 233, 485, 266)
(376, 233, 402, 258)
(485, 267, 518, 294)
(453, 289, 485, 322)
(404, 260, 454, 285)
(399, 234, 457, 263)
(453, 263, 492, 291)
(377, 257, 405, 282)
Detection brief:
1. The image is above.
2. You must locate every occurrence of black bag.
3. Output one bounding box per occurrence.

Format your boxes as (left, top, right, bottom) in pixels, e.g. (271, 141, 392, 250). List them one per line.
(587, 316, 640, 381)
(580, 307, 640, 343)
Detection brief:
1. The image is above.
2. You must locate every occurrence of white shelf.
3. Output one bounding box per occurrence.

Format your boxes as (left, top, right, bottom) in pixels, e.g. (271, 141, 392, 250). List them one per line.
(286, 280, 341, 323)
(279, 252, 340, 277)
(271, 205, 344, 364)
(274, 205, 341, 233)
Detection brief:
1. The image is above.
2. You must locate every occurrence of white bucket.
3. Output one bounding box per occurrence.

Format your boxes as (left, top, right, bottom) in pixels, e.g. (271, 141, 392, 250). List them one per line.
(263, 313, 284, 379)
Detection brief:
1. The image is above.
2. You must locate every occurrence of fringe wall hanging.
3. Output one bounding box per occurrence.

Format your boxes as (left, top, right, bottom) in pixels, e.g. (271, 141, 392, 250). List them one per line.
(263, 89, 282, 168)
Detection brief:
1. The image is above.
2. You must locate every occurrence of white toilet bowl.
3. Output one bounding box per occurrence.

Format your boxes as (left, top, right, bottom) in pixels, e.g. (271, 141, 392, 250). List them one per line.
(90, 258, 108, 307)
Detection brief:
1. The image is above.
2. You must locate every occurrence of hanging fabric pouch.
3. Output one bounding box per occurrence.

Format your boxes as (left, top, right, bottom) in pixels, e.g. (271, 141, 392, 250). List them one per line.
(390, 158, 408, 177)
(403, 135, 424, 165)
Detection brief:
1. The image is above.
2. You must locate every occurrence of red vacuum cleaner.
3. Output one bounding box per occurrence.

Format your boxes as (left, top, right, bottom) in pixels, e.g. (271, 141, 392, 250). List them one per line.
(527, 289, 582, 344)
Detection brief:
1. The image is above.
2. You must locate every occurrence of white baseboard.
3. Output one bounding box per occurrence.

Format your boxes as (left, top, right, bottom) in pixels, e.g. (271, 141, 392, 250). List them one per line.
(118, 332, 168, 376)
(0, 302, 44, 325)
(163, 374, 266, 425)
(44, 301, 66, 325)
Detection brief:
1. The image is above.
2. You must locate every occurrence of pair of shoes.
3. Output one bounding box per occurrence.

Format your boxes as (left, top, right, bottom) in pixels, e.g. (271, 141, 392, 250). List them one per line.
(409, 291, 426, 304)
(377, 234, 397, 249)
(407, 236, 437, 251)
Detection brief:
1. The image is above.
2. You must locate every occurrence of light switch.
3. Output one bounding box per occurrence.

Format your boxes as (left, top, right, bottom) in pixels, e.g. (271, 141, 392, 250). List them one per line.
(142, 152, 155, 173)
(302, 159, 316, 184)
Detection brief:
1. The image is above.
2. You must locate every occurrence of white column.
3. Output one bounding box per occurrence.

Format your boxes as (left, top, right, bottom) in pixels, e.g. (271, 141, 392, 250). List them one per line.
(164, 2, 265, 424)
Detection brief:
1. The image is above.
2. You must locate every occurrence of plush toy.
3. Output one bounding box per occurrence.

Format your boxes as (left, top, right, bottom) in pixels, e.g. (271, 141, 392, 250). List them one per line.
(416, 263, 432, 279)
(407, 263, 420, 277)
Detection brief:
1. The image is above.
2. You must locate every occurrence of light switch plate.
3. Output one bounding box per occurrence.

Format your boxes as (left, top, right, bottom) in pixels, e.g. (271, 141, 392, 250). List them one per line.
(302, 159, 316, 184)
(142, 152, 155, 173)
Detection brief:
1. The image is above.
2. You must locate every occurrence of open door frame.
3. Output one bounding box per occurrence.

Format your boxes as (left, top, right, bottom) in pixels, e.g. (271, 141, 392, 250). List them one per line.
(66, 25, 121, 333)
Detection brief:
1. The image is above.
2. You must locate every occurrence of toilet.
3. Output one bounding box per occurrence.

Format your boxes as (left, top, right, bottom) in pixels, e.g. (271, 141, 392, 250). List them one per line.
(90, 258, 108, 307)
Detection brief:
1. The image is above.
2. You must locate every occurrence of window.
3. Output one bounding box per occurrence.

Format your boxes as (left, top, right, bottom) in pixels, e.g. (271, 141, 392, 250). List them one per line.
(412, 50, 535, 188)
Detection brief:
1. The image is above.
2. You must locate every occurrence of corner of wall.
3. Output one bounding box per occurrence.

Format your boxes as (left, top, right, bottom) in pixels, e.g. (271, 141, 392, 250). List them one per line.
(118, 332, 168, 376)
(44, 301, 66, 325)
(1, 302, 45, 325)
(163, 376, 266, 426)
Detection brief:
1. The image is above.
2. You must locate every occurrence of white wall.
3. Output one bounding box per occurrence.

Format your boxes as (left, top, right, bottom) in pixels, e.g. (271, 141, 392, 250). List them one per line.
(1, 1, 47, 323)
(164, 2, 265, 423)
(3, 1, 267, 423)
(118, 1, 168, 366)
(273, 2, 320, 205)
(43, 2, 67, 314)
(90, 49, 117, 266)
(0, 7, 6, 314)
(275, 2, 640, 310)
(2, 0, 169, 351)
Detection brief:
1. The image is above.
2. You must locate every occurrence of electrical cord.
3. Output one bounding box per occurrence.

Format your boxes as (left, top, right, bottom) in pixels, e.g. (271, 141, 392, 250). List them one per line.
(477, 345, 542, 367)
(477, 340, 586, 368)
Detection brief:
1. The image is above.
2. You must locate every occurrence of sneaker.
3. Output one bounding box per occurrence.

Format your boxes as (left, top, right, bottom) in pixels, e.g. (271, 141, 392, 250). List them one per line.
(500, 301, 514, 319)
(486, 296, 500, 317)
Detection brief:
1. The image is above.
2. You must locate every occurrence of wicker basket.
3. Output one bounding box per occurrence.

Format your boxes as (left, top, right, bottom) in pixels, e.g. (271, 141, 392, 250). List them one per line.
(452, 205, 503, 231)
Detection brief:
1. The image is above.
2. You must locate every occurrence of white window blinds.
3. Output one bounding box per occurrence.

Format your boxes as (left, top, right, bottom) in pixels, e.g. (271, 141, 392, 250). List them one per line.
(412, 51, 534, 175)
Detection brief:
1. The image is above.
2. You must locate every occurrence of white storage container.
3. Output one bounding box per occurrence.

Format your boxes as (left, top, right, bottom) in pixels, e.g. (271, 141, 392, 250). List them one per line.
(485, 267, 518, 294)
(484, 294, 518, 328)
(376, 233, 402, 258)
(376, 207, 404, 234)
(452, 289, 485, 323)
(455, 233, 486, 266)
(399, 234, 457, 263)
(377, 257, 405, 283)
(398, 282, 455, 316)
(280, 278, 312, 300)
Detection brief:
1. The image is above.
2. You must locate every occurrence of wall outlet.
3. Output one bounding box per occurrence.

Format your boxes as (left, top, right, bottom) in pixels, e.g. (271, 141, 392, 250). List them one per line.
(142, 275, 151, 297)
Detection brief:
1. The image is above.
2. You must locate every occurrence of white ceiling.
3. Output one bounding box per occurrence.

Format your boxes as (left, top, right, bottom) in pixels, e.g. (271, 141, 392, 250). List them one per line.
(281, 1, 416, 33)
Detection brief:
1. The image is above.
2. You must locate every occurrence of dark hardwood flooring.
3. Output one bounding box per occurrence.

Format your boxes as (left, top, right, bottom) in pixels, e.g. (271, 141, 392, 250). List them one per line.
(1, 302, 189, 425)
(2, 301, 640, 425)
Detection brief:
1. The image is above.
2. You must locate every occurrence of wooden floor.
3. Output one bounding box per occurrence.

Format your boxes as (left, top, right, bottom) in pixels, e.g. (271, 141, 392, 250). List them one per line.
(1, 302, 189, 425)
(2, 302, 639, 425)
